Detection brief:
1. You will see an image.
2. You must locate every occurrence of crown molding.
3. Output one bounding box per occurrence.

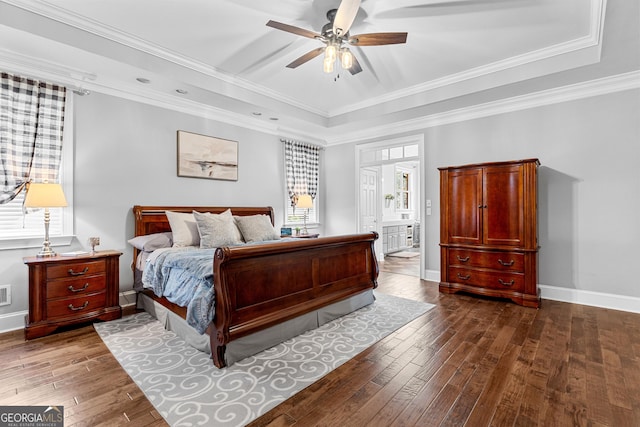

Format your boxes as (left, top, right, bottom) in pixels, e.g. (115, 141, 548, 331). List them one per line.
(325, 70, 640, 146)
(1, 0, 328, 117)
(328, 0, 607, 117)
(2, 0, 607, 121)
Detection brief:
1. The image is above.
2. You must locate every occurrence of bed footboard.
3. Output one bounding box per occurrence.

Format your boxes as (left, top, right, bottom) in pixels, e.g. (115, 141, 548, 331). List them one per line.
(210, 233, 378, 368)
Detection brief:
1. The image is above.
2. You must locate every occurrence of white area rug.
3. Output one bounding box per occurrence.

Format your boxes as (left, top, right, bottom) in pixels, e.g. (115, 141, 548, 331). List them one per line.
(95, 292, 434, 427)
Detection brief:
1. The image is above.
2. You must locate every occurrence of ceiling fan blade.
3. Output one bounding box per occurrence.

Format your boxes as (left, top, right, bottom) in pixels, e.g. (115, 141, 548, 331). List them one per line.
(348, 54, 363, 75)
(266, 20, 321, 40)
(286, 47, 325, 68)
(333, 0, 362, 37)
(348, 32, 408, 46)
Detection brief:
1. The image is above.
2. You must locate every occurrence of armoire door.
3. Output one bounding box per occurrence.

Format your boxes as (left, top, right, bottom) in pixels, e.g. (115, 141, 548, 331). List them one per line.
(483, 164, 525, 247)
(447, 167, 483, 245)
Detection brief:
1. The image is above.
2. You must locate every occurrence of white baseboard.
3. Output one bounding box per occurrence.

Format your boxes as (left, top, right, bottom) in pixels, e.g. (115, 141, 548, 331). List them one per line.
(119, 289, 137, 308)
(0, 291, 139, 334)
(422, 271, 639, 314)
(539, 284, 640, 314)
(0, 310, 27, 334)
(423, 269, 440, 282)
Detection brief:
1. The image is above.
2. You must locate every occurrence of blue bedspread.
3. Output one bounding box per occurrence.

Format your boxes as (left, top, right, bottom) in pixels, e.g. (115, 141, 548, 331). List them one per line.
(142, 247, 217, 334)
(141, 239, 296, 334)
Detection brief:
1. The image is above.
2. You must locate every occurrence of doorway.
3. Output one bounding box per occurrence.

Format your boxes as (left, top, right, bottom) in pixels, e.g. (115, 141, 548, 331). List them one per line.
(356, 135, 425, 279)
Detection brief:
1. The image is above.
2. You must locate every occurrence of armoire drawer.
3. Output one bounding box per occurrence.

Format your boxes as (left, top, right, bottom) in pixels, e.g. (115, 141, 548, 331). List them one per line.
(448, 249, 524, 272)
(448, 266, 525, 292)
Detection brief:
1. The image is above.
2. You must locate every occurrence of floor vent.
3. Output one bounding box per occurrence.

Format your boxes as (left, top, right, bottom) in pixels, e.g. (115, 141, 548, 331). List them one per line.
(0, 285, 11, 306)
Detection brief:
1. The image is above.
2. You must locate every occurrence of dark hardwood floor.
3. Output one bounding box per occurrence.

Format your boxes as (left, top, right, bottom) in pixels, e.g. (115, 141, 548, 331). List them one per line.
(379, 250, 420, 276)
(1, 272, 638, 426)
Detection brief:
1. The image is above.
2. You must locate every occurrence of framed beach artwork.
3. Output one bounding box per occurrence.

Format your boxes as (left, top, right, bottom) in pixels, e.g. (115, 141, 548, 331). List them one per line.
(177, 131, 238, 181)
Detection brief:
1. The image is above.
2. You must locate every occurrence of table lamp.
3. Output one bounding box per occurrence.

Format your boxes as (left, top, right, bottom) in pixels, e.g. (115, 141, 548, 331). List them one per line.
(24, 182, 68, 257)
(295, 194, 313, 235)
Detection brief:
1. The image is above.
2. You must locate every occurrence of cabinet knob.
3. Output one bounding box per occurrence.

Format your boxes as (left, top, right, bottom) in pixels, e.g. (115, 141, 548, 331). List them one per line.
(498, 279, 515, 286)
(456, 255, 470, 262)
(457, 273, 471, 280)
(498, 259, 515, 267)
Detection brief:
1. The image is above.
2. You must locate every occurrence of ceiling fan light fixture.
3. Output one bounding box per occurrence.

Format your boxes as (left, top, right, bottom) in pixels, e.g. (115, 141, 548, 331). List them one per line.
(325, 44, 337, 62)
(323, 57, 335, 73)
(341, 49, 353, 69)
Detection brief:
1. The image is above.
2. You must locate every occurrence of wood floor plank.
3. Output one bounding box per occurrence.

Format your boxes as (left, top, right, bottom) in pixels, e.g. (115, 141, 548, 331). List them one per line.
(1, 268, 638, 426)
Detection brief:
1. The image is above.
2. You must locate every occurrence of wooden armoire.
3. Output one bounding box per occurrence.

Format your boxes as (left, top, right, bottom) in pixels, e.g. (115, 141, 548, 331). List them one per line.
(439, 158, 540, 308)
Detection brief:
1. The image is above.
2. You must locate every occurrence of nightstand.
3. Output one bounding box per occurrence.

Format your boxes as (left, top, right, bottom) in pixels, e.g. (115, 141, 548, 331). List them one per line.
(23, 250, 122, 339)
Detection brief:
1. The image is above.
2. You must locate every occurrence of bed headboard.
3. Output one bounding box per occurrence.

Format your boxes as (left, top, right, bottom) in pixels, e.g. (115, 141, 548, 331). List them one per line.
(131, 206, 275, 275)
(132, 205, 275, 238)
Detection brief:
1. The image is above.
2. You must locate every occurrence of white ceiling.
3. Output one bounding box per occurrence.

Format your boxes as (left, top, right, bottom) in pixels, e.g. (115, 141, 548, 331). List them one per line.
(0, 0, 604, 144)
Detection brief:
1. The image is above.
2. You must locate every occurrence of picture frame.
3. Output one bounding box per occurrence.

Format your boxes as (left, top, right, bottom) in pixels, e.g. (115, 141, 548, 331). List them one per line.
(280, 227, 292, 236)
(177, 130, 238, 181)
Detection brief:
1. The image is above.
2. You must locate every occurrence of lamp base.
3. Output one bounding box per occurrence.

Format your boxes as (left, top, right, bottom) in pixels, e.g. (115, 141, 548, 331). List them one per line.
(36, 239, 56, 257)
(36, 248, 56, 258)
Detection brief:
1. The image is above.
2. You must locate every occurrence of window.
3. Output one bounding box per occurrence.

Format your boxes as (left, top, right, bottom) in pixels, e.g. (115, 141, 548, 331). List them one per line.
(0, 72, 72, 246)
(396, 170, 411, 210)
(283, 139, 319, 227)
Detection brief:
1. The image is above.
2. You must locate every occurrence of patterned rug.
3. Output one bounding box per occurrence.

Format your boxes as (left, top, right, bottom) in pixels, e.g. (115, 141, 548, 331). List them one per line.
(95, 292, 434, 427)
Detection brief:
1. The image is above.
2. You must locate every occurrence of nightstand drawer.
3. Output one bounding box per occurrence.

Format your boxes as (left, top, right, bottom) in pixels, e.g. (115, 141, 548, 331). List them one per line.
(46, 292, 107, 319)
(46, 259, 106, 279)
(46, 275, 106, 299)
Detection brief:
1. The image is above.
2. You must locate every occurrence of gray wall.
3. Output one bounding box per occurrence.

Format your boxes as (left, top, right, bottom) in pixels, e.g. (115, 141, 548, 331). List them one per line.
(324, 88, 640, 298)
(0, 92, 295, 323)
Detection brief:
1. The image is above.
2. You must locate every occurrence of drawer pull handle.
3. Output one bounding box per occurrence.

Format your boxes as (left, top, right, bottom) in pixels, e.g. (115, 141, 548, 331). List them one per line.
(68, 267, 89, 276)
(68, 283, 89, 293)
(498, 279, 515, 286)
(68, 301, 89, 311)
(498, 259, 514, 267)
(457, 273, 471, 280)
(456, 256, 470, 262)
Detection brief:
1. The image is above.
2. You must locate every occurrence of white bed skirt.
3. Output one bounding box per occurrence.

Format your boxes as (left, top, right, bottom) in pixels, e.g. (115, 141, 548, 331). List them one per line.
(137, 289, 376, 366)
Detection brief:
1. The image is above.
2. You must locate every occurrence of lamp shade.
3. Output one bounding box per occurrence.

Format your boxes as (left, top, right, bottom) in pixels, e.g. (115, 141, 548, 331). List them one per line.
(24, 183, 68, 208)
(296, 194, 313, 209)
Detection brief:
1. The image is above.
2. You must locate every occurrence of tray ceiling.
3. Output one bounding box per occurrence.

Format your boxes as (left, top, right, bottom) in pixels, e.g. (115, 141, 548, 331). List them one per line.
(0, 0, 604, 143)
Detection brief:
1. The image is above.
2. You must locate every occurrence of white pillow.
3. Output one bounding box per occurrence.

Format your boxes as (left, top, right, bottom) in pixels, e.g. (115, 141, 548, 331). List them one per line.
(193, 209, 244, 248)
(128, 232, 173, 252)
(235, 214, 281, 243)
(165, 211, 199, 247)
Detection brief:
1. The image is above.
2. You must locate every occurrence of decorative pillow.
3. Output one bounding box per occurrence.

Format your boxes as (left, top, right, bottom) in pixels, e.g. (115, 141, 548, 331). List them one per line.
(235, 214, 281, 243)
(165, 211, 200, 247)
(127, 232, 173, 252)
(193, 209, 244, 248)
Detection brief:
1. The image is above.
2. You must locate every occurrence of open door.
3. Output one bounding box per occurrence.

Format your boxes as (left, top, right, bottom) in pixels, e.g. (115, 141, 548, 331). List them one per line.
(360, 167, 378, 233)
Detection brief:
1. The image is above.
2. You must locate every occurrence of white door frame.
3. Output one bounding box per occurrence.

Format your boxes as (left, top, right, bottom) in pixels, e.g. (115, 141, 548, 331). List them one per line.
(355, 134, 426, 279)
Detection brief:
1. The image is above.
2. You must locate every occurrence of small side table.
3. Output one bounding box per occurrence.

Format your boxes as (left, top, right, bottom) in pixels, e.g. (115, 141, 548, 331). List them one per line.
(23, 250, 122, 339)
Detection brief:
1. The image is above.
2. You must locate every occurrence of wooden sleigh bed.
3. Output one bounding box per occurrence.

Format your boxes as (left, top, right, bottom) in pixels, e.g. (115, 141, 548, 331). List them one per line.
(132, 205, 379, 368)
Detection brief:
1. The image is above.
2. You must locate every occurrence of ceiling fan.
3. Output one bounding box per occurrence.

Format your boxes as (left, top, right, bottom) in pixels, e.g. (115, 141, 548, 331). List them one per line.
(266, 0, 408, 75)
